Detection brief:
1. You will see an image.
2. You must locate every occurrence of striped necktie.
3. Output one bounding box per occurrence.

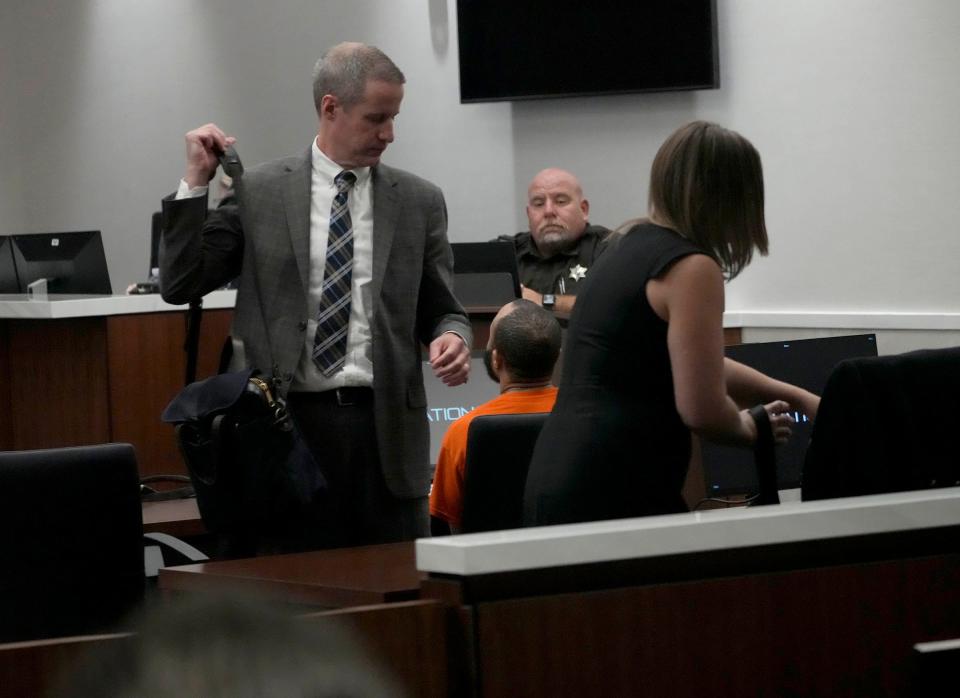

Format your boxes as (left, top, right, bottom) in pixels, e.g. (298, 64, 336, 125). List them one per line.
(312, 170, 357, 376)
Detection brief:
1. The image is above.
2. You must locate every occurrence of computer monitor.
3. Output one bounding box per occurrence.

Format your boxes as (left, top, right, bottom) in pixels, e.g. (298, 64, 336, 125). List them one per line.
(0, 237, 18, 293)
(451, 242, 521, 307)
(701, 334, 879, 495)
(422, 352, 501, 464)
(9, 230, 112, 295)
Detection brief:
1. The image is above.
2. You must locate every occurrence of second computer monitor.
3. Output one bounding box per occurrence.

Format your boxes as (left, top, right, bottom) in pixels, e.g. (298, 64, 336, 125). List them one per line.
(451, 241, 520, 308)
(9, 230, 112, 295)
(0, 237, 19, 293)
(422, 353, 501, 464)
(701, 333, 879, 495)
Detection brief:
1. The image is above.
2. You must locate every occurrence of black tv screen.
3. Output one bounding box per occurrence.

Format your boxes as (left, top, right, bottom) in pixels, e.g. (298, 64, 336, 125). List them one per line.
(456, 0, 719, 103)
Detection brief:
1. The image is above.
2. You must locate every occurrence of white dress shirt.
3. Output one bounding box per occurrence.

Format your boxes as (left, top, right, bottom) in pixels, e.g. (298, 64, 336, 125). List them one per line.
(292, 141, 374, 391)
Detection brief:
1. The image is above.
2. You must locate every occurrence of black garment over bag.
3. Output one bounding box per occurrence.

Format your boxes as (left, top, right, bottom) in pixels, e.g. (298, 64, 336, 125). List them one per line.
(162, 368, 325, 534)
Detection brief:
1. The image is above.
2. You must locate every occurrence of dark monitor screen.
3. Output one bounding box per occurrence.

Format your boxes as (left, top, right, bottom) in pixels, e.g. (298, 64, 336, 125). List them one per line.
(0, 237, 18, 293)
(701, 334, 879, 495)
(451, 241, 521, 307)
(10, 231, 112, 295)
(422, 353, 502, 464)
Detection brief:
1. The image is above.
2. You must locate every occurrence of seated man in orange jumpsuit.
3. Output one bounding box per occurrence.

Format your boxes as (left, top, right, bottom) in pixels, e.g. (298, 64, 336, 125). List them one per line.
(429, 299, 560, 532)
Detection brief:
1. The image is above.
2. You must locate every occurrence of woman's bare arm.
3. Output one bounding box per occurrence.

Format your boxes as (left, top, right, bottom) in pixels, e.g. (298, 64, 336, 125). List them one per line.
(647, 254, 793, 445)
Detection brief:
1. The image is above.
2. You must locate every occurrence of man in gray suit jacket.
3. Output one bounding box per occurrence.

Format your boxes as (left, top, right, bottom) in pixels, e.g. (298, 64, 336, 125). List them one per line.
(160, 43, 471, 549)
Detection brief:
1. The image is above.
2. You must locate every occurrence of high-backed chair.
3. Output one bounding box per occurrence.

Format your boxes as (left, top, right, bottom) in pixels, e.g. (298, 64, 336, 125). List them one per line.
(0, 443, 205, 642)
(802, 347, 960, 501)
(460, 412, 549, 533)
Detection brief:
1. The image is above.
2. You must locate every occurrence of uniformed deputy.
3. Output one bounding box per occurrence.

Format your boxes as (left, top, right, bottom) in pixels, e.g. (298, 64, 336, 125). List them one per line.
(497, 168, 610, 319)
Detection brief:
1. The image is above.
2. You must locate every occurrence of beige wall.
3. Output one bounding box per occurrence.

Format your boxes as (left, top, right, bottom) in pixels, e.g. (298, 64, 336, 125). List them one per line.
(3, 0, 959, 320)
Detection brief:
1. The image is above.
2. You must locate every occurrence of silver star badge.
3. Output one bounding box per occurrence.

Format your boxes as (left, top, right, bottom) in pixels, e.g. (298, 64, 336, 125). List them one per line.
(568, 264, 588, 282)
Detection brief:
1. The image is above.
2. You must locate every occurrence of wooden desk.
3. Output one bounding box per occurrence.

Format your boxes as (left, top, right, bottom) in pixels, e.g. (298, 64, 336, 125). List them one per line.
(0, 292, 234, 478)
(0, 603, 454, 698)
(159, 541, 421, 608)
(417, 488, 960, 697)
(141, 497, 205, 538)
(0, 632, 132, 698)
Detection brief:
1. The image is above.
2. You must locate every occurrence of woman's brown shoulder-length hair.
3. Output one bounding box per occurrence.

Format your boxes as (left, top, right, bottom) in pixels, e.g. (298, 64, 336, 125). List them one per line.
(647, 120, 768, 279)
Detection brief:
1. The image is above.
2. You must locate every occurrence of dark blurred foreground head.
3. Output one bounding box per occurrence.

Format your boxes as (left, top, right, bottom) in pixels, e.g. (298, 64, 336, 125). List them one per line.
(53, 594, 404, 698)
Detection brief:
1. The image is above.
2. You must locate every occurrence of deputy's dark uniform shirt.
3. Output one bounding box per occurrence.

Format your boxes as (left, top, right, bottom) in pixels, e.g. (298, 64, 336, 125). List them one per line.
(497, 225, 611, 296)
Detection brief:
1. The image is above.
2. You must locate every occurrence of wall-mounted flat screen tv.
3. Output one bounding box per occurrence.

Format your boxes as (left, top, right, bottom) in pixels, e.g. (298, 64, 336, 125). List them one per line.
(456, 0, 719, 103)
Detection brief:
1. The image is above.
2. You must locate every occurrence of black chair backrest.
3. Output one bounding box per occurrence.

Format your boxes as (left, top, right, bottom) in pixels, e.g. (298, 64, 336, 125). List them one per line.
(460, 412, 549, 533)
(802, 347, 960, 501)
(0, 443, 145, 642)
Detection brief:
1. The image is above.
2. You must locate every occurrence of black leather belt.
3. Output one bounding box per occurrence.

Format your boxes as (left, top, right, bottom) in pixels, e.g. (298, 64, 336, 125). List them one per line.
(290, 386, 374, 407)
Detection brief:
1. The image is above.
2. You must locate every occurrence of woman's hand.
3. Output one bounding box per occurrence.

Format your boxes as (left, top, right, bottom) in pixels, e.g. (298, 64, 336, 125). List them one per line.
(740, 399, 795, 444)
(766, 400, 796, 443)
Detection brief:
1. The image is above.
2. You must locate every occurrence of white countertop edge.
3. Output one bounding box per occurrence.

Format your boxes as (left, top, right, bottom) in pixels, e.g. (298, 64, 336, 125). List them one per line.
(915, 637, 960, 653)
(723, 310, 960, 331)
(415, 487, 960, 576)
(0, 289, 237, 318)
(4, 299, 959, 329)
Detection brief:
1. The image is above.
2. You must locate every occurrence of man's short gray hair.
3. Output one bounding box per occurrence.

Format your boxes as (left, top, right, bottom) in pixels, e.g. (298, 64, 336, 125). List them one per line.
(312, 42, 405, 112)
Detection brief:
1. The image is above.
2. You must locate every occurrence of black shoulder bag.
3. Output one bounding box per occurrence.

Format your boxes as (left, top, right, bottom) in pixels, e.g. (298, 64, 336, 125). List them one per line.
(161, 368, 324, 534)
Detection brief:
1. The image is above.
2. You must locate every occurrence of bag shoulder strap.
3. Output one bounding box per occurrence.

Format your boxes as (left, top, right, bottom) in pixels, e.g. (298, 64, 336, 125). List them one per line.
(184, 298, 203, 386)
(748, 405, 780, 506)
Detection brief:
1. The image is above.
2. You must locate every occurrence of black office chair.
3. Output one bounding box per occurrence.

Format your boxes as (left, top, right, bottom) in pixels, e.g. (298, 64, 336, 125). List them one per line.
(0, 443, 206, 642)
(802, 347, 960, 501)
(460, 412, 549, 533)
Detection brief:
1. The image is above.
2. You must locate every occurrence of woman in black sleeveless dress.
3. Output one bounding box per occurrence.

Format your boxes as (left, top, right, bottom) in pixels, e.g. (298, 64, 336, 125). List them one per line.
(523, 122, 820, 526)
